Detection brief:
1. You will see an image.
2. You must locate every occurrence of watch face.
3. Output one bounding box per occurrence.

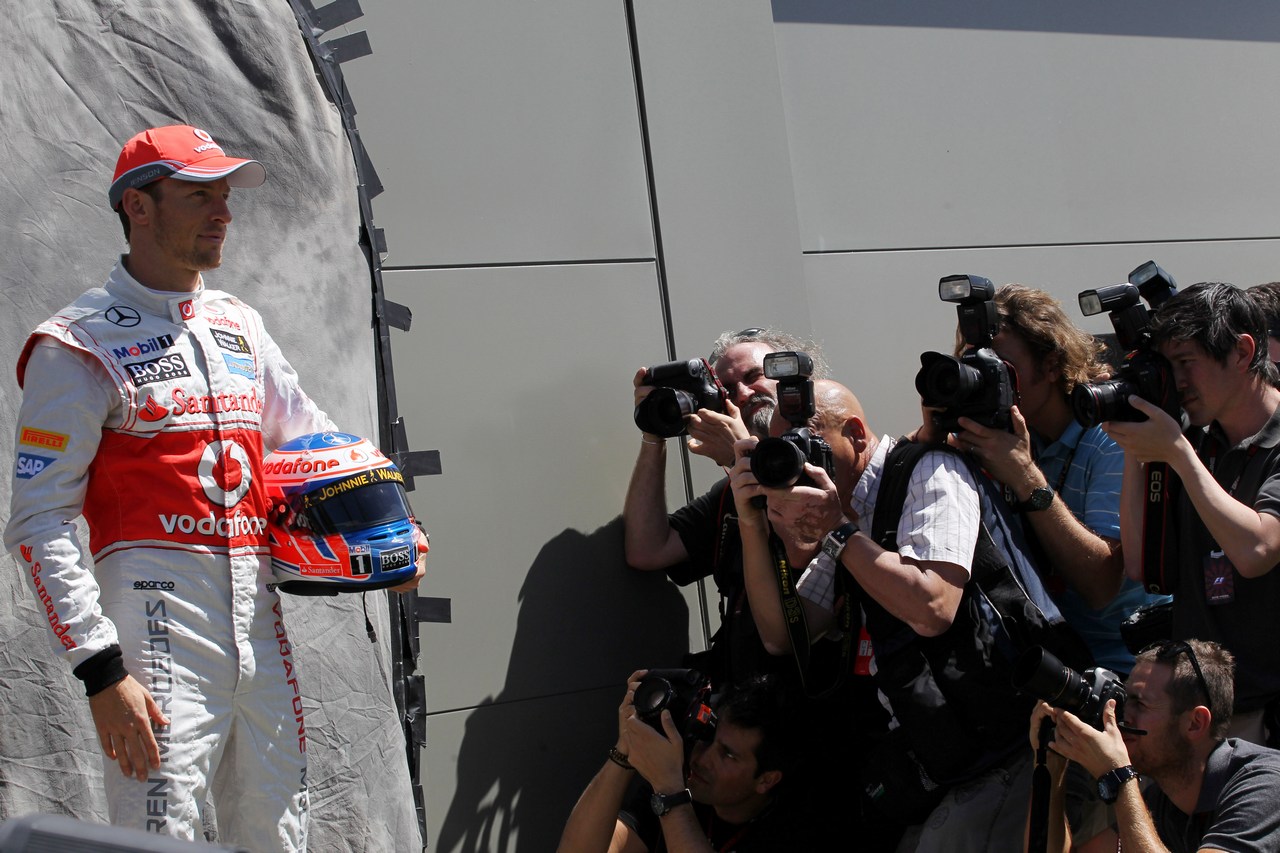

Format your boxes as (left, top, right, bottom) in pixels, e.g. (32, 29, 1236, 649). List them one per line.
(1028, 487, 1053, 511)
(650, 792, 664, 815)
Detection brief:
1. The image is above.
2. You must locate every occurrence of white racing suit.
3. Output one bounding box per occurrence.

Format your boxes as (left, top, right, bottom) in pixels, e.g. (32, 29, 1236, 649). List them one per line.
(4, 261, 337, 851)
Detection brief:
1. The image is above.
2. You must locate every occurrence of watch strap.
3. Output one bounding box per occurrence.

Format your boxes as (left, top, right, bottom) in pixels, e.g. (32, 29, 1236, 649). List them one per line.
(1097, 765, 1139, 803)
(1017, 485, 1054, 512)
(650, 788, 692, 816)
(821, 520, 860, 561)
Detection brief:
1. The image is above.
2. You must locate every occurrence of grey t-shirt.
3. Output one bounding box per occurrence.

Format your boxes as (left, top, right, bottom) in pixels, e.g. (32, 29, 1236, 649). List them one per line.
(1146, 738, 1280, 852)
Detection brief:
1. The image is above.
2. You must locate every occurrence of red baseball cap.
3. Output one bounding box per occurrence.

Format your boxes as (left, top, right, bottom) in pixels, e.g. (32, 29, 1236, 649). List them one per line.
(108, 125, 266, 210)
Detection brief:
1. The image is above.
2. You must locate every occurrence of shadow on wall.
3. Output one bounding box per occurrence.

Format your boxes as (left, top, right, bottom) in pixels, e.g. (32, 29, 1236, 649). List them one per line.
(435, 516, 691, 853)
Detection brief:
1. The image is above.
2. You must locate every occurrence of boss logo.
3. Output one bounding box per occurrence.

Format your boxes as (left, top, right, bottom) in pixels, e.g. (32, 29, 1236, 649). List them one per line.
(126, 354, 191, 385)
(379, 547, 412, 572)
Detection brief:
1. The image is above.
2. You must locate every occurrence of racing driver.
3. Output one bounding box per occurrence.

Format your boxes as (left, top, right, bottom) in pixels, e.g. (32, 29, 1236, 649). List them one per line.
(4, 125, 424, 850)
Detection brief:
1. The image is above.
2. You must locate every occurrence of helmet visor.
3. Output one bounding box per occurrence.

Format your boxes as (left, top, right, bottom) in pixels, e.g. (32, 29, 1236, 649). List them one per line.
(299, 471, 414, 536)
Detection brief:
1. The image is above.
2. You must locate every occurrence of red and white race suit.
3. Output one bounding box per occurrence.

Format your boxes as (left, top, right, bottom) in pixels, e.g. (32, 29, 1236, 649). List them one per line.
(5, 260, 337, 851)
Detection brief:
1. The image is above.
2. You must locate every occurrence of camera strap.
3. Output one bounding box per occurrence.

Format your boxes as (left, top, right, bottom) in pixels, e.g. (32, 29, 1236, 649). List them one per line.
(768, 534, 853, 699)
(1141, 460, 1176, 595)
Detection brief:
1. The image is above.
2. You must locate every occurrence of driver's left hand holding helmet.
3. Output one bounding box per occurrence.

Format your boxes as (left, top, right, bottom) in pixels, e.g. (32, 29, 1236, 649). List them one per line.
(264, 432, 427, 595)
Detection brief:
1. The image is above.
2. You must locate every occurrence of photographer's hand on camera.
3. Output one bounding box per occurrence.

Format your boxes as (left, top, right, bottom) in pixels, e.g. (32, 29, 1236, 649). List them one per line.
(952, 408, 1040, 497)
(1102, 395, 1189, 466)
(761, 463, 844, 563)
(1035, 699, 1131, 782)
(624, 707, 689, 796)
(728, 438, 767, 530)
(687, 399, 750, 467)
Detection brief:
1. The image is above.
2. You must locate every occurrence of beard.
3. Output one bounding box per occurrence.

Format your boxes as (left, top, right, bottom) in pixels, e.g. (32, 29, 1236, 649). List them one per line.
(1130, 718, 1195, 781)
(745, 395, 776, 440)
(153, 212, 224, 272)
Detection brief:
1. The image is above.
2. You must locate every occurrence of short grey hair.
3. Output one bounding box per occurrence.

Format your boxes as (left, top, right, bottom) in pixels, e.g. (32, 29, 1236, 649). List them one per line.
(707, 328, 829, 379)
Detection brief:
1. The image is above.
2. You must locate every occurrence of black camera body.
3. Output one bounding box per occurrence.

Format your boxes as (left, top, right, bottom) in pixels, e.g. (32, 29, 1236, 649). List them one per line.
(915, 275, 1018, 433)
(1013, 646, 1126, 731)
(634, 358, 728, 438)
(633, 668, 717, 742)
(1070, 261, 1180, 428)
(750, 352, 835, 489)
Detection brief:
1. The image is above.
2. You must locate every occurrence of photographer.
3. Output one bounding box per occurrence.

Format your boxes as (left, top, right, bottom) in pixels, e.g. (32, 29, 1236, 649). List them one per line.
(556, 670, 816, 852)
(1106, 283, 1280, 745)
(952, 284, 1165, 675)
(1246, 281, 1280, 368)
(731, 379, 1073, 853)
(623, 329, 827, 690)
(1028, 639, 1280, 852)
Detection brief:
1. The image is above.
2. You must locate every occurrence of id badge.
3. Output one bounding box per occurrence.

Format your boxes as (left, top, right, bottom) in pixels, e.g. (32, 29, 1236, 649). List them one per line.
(853, 625, 874, 676)
(1203, 550, 1236, 605)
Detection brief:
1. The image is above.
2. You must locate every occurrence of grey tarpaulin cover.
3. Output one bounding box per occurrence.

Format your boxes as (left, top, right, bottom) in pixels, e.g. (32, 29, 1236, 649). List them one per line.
(0, 2, 419, 849)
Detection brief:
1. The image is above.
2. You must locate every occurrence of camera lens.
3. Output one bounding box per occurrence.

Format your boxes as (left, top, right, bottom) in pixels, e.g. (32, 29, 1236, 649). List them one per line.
(915, 353, 984, 408)
(751, 436, 807, 489)
(1070, 379, 1133, 429)
(1013, 647, 1086, 710)
(633, 675, 675, 725)
(634, 389, 699, 438)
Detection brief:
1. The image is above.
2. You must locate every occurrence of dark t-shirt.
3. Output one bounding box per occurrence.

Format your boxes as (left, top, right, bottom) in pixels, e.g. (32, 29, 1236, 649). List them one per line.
(665, 478, 784, 689)
(618, 780, 823, 852)
(1145, 738, 1280, 852)
(1170, 404, 1280, 712)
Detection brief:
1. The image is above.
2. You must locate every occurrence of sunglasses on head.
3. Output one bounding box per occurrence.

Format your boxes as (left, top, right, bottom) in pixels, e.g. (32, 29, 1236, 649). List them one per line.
(1140, 639, 1214, 718)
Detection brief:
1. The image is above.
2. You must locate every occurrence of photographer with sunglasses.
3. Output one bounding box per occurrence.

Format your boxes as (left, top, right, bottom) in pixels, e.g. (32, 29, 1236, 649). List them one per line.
(1028, 639, 1280, 853)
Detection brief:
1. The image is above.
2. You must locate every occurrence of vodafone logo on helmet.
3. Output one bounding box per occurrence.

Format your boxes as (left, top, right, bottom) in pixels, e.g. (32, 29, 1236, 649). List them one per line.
(200, 440, 253, 508)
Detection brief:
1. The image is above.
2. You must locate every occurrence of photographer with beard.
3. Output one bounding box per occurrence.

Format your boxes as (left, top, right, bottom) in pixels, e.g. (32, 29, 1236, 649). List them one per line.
(623, 329, 827, 690)
(556, 669, 817, 853)
(1028, 639, 1280, 853)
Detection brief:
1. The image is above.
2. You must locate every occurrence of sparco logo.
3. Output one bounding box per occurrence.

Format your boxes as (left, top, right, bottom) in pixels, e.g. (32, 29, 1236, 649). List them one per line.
(112, 335, 174, 359)
(200, 440, 253, 507)
(133, 580, 176, 591)
(104, 305, 141, 327)
(126, 354, 192, 385)
(159, 513, 267, 537)
(380, 547, 412, 572)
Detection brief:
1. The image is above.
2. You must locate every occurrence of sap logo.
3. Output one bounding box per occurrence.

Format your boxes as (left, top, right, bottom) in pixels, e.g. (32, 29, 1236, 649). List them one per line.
(211, 329, 251, 355)
(223, 354, 255, 380)
(126, 354, 191, 385)
(133, 580, 176, 591)
(379, 547, 413, 572)
(111, 335, 174, 360)
(16, 453, 53, 479)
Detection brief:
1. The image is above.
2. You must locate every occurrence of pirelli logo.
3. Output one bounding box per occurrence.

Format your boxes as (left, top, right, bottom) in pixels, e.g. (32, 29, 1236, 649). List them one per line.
(19, 428, 68, 452)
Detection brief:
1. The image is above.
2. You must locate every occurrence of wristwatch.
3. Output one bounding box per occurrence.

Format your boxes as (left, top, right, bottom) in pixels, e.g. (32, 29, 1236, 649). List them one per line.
(1017, 485, 1054, 513)
(650, 788, 693, 817)
(1096, 765, 1139, 804)
(821, 520, 860, 561)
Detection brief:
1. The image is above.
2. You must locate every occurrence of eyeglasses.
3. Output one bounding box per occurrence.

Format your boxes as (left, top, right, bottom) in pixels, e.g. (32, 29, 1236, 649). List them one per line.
(1140, 640, 1214, 718)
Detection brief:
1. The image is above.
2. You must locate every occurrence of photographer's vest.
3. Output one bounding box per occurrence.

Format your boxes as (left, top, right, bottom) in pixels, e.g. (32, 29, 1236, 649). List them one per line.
(858, 440, 1093, 785)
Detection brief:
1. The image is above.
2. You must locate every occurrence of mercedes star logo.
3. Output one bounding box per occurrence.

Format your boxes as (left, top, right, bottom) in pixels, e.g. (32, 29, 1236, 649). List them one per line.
(104, 305, 142, 327)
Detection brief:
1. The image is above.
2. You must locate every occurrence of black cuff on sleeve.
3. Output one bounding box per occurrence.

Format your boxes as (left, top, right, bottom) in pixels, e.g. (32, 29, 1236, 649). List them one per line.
(72, 645, 128, 697)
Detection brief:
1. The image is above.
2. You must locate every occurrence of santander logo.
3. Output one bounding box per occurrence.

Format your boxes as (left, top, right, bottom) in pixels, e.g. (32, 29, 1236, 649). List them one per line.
(20, 545, 33, 563)
(138, 396, 170, 423)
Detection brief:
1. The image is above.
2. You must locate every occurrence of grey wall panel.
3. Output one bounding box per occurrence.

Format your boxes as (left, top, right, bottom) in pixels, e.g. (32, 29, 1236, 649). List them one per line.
(383, 263, 700, 717)
(804, 239, 1280, 440)
(424, 688, 619, 853)
(336, 0, 654, 267)
(773, 3, 1280, 251)
(631, 0, 811, 334)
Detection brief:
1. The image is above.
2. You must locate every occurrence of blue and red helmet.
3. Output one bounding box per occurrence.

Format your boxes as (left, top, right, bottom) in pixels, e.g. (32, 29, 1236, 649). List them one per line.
(263, 432, 425, 595)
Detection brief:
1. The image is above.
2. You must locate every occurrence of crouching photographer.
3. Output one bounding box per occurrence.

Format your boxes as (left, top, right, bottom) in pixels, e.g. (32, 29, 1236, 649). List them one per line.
(557, 669, 820, 853)
(1023, 639, 1280, 853)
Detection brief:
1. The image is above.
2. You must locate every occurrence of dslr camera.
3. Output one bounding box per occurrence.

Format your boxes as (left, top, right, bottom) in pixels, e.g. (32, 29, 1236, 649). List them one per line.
(1013, 646, 1126, 731)
(633, 668, 717, 742)
(634, 358, 729, 438)
(1070, 260, 1180, 428)
(749, 351, 835, 489)
(915, 275, 1017, 433)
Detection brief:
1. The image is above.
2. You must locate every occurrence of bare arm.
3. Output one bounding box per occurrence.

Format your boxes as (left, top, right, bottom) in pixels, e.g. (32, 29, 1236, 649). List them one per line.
(956, 409, 1123, 609)
(1108, 396, 1280, 579)
(623, 368, 690, 570)
(557, 671, 651, 853)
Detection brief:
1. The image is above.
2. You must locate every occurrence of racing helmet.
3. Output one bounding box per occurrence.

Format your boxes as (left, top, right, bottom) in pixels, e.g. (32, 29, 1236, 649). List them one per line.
(263, 432, 425, 595)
